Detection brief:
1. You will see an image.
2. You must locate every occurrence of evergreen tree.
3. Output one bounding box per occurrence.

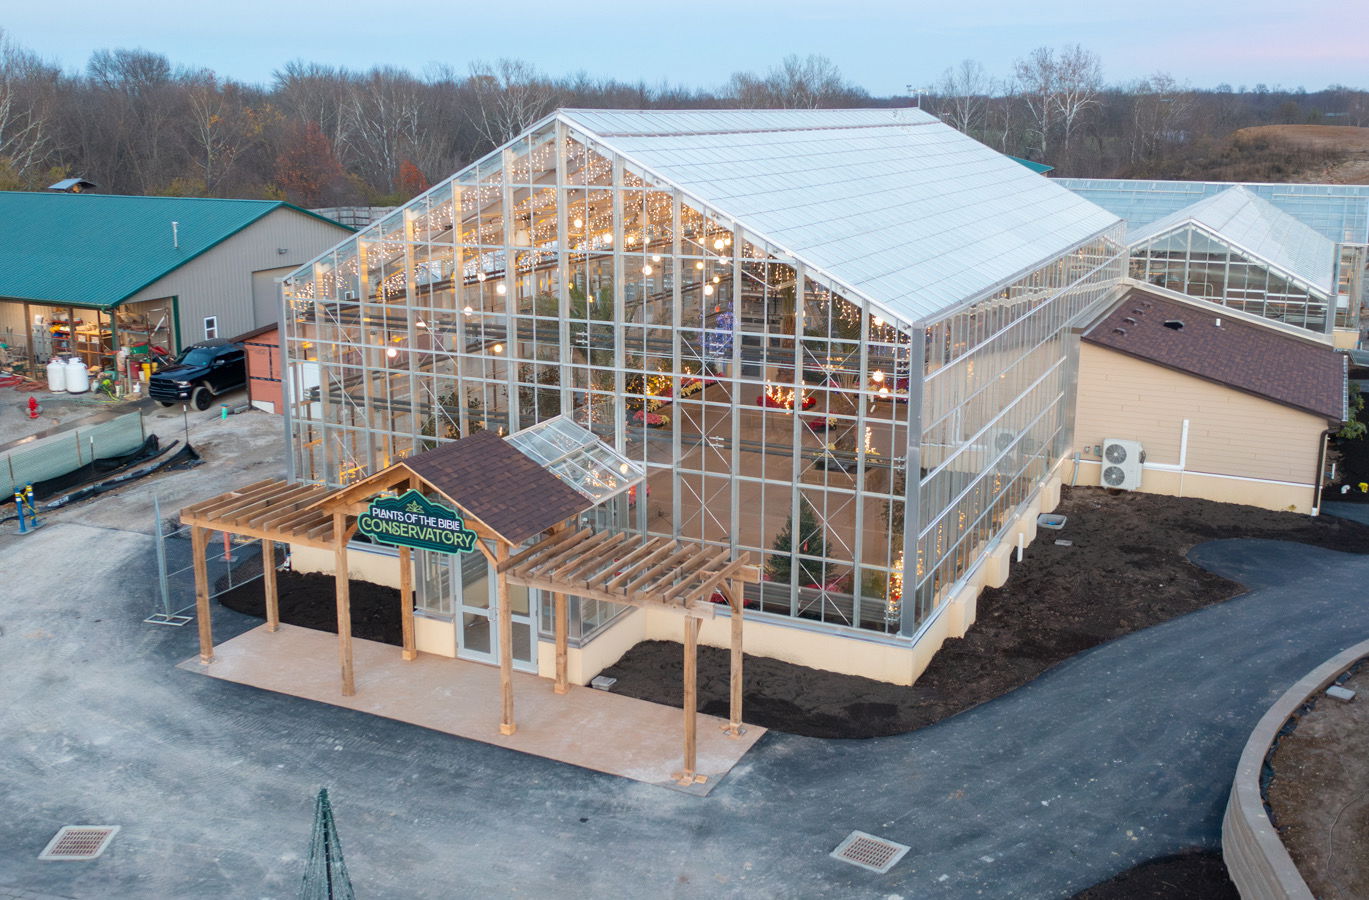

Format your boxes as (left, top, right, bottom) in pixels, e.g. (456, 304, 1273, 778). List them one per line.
(767, 497, 828, 586)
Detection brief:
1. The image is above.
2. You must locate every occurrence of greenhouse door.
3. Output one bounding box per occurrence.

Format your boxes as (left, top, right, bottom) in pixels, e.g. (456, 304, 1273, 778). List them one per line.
(455, 544, 537, 673)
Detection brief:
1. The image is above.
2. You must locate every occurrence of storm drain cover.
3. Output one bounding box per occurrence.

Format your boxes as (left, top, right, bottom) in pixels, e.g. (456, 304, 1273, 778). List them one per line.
(38, 826, 119, 860)
(830, 830, 909, 873)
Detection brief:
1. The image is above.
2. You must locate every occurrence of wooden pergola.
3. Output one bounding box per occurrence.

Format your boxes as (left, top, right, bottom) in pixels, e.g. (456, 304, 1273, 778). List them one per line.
(501, 527, 759, 784)
(179, 430, 761, 783)
(179, 477, 340, 668)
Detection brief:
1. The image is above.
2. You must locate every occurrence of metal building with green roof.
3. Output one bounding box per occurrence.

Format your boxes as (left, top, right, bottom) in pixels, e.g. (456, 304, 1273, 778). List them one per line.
(0, 191, 351, 366)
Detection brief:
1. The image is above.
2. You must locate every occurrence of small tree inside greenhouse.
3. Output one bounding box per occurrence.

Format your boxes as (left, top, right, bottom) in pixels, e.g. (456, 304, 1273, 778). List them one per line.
(768, 497, 829, 586)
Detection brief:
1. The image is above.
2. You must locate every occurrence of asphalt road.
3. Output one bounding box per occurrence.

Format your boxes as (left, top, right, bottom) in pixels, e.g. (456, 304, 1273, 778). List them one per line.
(1, 520, 1365, 898)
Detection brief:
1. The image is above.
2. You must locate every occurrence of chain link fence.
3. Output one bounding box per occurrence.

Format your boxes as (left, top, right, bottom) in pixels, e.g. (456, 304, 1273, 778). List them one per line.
(146, 495, 274, 626)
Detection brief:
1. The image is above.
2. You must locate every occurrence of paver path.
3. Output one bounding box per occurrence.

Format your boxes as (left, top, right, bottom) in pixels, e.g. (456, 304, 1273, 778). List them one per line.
(1, 524, 1365, 898)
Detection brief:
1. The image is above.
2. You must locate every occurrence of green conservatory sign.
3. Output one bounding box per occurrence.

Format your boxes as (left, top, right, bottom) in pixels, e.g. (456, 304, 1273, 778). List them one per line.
(357, 490, 478, 554)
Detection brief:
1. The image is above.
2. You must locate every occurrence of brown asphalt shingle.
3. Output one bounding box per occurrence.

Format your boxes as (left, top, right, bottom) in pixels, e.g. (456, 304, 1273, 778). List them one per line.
(402, 430, 592, 544)
(1083, 288, 1345, 422)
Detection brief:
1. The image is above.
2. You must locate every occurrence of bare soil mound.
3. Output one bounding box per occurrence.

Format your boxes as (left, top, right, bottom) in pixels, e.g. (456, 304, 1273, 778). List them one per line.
(1265, 663, 1369, 898)
(602, 487, 1369, 739)
(1233, 124, 1369, 152)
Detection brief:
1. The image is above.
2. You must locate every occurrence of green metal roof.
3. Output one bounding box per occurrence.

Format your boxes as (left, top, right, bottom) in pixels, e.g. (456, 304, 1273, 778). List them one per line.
(1008, 156, 1053, 174)
(0, 192, 351, 309)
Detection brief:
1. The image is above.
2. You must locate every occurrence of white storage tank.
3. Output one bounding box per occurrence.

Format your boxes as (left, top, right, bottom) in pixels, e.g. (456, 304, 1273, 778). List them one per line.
(46, 357, 68, 392)
(65, 356, 90, 393)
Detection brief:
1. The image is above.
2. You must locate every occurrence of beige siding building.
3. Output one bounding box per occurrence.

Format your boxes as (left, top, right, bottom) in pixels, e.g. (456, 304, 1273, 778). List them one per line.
(0, 192, 352, 366)
(1074, 288, 1344, 513)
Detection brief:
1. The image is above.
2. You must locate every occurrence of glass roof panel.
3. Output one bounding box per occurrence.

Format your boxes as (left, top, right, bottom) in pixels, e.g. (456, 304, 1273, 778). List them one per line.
(506, 416, 646, 503)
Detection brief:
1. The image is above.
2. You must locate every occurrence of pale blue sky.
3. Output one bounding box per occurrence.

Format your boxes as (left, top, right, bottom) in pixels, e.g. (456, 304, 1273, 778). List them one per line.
(6, 0, 1367, 93)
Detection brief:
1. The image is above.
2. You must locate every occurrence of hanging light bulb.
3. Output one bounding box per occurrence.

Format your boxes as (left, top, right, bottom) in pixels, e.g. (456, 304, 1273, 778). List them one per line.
(463, 305, 474, 315)
(652, 254, 661, 262)
(642, 264, 654, 275)
(713, 238, 726, 251)
(386, 347, 398, 358)
(491, 343, 504, 354)
(695, 261, 704, 270)
(712, 275, 721, 283)
(873, 315, 884, 327)
(703, 285, 714, 296)
(496, 283, 507, 295)
(477, 272, 487, 282)
(573, 217, 584, 229)
(872, 370, 885, 383)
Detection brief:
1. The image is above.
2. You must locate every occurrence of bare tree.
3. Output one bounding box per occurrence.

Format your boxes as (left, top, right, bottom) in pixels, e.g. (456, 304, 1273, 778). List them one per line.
(273, 60, 352, 157)
(1013, 46, 1057, 160)
(1127, 72, 1192, 164)
(936, 59, 989, 135)
(466, 59, 558, 151)
(342, 67, 424, 194)
(1053, 44, 1102, 157)
(0, 28, 57, 180)
(185, 73, 265, 194)
(724, 54, 865, 109)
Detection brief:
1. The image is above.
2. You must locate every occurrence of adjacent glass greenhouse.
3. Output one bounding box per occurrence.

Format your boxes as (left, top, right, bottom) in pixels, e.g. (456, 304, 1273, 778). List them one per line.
(281, 108, 1125, 662)
(1126, 186, 1347, 333)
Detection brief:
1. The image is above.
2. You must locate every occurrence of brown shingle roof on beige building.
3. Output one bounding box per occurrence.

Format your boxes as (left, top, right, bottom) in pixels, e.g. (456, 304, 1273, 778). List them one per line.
(402, 430, 592, 545)
(1082, 288, 1345, 423)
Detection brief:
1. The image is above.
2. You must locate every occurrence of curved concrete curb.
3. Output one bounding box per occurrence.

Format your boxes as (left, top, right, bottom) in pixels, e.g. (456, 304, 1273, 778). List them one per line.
(1222, 639, 1369, 900)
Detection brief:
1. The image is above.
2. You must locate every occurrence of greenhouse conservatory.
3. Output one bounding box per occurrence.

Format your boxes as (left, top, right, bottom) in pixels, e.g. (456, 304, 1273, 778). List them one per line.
(280, 108, 1126, 683)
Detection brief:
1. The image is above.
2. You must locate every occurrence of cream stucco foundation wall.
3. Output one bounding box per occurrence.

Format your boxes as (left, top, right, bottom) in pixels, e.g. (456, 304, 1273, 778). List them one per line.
(1074, 343, 1325, 514)
(557, 470, 1067, 688)
(290, 542, 403, 589)
(285, 470, 1066, 689)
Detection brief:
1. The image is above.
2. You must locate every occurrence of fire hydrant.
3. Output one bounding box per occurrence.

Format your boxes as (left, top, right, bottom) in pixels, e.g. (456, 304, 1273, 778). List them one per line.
(26, 395, 40, 419)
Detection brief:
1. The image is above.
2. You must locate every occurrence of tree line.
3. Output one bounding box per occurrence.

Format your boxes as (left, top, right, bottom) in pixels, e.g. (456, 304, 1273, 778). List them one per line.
(1, 28, 1364, 208)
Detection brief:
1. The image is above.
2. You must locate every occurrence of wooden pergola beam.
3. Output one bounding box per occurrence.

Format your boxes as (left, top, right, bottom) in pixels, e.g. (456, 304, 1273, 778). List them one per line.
(497, 526, 586, 573)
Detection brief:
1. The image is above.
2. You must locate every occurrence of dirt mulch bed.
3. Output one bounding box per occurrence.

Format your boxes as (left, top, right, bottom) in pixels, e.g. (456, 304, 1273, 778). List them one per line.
(216, 569, 403, 647)
(1069, 850, 1238, 899)
(1265, 662, 1369, 898)
(600, 486, 1369, 739)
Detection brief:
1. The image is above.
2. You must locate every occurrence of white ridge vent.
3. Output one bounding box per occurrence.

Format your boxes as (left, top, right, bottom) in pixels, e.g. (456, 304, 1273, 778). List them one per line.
(38, 826, 120, 860)
(830, 830, 910, 874)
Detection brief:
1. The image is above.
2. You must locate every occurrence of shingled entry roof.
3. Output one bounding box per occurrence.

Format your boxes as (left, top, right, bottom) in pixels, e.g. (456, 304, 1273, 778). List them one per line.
(1083, 288, 1345, 422)
(401, 430, 593, 545)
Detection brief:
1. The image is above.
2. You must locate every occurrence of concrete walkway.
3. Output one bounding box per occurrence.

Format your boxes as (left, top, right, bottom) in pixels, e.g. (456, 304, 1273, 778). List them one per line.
(1, 523, 1366, 898)
(181, 623, 765, 793)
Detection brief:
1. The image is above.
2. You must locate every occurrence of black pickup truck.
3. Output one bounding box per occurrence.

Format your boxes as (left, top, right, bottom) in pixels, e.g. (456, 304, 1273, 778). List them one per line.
(148, 340, 247, 410)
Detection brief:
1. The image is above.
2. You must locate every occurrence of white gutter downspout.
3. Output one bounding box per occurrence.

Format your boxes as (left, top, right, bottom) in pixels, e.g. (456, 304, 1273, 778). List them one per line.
(1177, 419, 1189, 498)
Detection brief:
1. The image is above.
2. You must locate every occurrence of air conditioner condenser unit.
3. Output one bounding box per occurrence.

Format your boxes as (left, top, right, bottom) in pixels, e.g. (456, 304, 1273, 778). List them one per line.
(1099, 438, 1144, 490)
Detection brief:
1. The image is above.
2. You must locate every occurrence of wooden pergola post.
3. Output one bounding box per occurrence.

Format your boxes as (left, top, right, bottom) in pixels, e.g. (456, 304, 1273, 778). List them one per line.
(724, 579, 745, 737)
(678, 615, 701, 785)
(553, 590, 569, 694)
(399, 546, 416, 661)
(333, 511, 355, 696)
(496, 543, 516, 735)
(192, 525, 213, 665)
(262, 539, 279, 632)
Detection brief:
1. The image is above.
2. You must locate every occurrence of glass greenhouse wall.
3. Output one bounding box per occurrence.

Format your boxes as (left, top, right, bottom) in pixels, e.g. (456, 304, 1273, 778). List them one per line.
(1130, 224, 1336, 331)
(283, 116, 1125, 642)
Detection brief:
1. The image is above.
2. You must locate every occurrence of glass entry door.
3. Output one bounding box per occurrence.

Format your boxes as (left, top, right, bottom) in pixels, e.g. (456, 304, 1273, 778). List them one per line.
(455, 543, 537, 673)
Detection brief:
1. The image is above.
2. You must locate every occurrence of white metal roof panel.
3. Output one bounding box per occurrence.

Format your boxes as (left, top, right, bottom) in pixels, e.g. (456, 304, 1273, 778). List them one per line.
(1127, 185, 1336, 292)
(562, 109, 1119, 321)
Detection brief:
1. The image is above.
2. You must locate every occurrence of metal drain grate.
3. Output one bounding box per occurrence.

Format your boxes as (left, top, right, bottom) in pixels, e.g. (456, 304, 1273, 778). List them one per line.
(831, 830, 909, 874)
(38, 826, 119, 860)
